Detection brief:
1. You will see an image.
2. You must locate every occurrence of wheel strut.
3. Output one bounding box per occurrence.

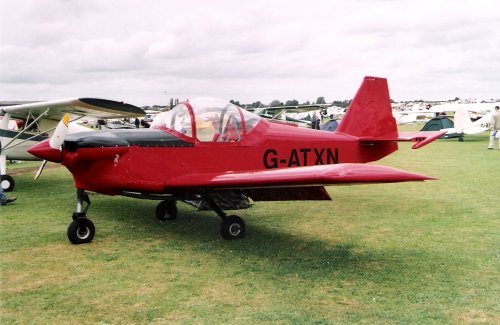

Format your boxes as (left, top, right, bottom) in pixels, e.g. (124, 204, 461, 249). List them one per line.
(203, 193, 227, 220)
(73, 189, 91, 220)
(67, 189, 95, 244)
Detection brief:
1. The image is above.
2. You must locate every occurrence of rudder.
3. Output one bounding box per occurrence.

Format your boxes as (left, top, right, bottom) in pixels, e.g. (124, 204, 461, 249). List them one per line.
(336, 76, 397, 138)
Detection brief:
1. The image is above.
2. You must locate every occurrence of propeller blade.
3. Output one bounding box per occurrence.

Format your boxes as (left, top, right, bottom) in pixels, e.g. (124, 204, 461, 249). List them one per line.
(34, 160, 48, 180)
(49, 113, 69, 149)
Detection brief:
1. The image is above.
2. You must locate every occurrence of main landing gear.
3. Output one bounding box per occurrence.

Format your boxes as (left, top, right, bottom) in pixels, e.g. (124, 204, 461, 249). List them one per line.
(155, 200, 178, 221)
(205, 194, 246, 240)
(65, 190, 246, 244)
(155, 194, 246, 240)
(67, 189, 95, 244)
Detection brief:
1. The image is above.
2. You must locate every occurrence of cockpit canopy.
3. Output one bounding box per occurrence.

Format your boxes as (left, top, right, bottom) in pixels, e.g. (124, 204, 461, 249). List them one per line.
(151, 98, 261, 142)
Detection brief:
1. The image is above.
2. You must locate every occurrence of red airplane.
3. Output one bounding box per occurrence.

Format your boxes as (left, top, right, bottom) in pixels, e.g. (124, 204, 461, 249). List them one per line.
(28, 77, 445, 244)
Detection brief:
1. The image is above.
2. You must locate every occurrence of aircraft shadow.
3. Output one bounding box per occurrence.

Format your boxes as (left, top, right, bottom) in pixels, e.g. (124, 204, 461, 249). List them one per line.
(88, 196, 430, 282)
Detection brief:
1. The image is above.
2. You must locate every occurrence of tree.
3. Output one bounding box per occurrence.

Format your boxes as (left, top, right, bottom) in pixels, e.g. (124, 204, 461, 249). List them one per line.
(230, 99, 241, 106)
(332, 100, 350, 108)
(252, 101, 263, 108)
(315, 97, 326, 104)
(269, 100, 283, 107)
(285, 99, 299, 106)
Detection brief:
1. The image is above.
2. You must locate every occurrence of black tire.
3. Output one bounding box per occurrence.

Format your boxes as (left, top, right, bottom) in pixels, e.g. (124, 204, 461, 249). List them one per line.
(220, 215, 245, 240)
(1, 175, 15, 192)
(67, 219, 95, 244)
(156, 200, 177, 221)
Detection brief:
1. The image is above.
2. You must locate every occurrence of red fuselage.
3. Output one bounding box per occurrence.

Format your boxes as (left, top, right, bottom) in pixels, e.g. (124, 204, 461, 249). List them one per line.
(29, 119, 395, 195)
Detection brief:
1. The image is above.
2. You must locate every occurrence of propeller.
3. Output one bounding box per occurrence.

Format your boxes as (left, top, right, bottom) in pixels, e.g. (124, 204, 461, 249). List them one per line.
(34, 113, 69, 180)
(34, 160, 48, 181)
(49, 113, 70, 149)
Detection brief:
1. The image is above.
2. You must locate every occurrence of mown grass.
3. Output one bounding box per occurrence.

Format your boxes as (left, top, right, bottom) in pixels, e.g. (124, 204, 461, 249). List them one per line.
(1, 129, 499, 324)
(3, 160, 41, 170)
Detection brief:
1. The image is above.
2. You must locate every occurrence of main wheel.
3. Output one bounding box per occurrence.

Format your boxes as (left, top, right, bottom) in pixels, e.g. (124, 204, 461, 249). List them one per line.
(1, 175, 15, 192)
(67, 219, 95, 244)
(220, 215, 245, 240)
(156, 200, 177, 221)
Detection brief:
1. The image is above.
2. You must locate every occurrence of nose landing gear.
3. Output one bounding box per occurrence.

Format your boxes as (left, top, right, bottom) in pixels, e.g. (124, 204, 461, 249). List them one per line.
(67, 189, 95, 244)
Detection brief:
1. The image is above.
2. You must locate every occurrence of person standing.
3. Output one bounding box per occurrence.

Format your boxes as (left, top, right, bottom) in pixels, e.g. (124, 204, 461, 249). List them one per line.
(488, 106, 500, 150)
(311, 112, 320, 130)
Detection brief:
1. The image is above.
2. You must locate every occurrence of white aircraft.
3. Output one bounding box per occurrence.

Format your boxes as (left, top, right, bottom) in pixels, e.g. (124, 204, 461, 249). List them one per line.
(429, 102, 499, 115)
(422, 102, 498, 140)
(0, 98, 145, 191)
(392, 103, 435, 125)
(450, 108, 492, 135)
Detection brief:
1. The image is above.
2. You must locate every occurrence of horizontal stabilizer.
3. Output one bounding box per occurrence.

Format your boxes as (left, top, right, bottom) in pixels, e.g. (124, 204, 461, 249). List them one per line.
(360, 130, 446, 149)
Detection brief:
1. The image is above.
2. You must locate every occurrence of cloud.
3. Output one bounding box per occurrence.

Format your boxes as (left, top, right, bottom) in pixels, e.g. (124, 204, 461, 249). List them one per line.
(1, 0, 500, 105)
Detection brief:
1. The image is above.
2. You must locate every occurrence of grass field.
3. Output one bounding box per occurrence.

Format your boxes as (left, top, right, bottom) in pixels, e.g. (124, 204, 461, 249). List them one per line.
(1, 129, 499, 324)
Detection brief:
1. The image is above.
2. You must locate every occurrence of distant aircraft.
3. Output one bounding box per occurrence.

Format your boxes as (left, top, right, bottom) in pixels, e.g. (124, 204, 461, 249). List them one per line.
(248, 104, 330, 127)
(28, 77, 445, 244)
(393, 111, 432, 125)
(392, 103, 434, 125)
(428, 102, 499, 116)
(420, 105, 495, 141)
(0, 98, 145, 191)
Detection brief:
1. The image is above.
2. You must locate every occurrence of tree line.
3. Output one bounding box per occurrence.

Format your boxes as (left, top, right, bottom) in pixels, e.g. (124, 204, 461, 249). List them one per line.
(230, 97, 352, 109)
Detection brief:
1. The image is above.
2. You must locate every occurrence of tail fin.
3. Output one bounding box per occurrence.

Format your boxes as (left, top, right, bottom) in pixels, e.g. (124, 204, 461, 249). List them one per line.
(336, 76, 397, 138)
(453, 107, 472, 132)
(337, 76, 446, 151)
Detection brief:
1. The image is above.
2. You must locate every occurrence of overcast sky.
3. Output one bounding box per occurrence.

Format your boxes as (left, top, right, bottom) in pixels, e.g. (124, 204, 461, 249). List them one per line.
(1, 0, 499, 106)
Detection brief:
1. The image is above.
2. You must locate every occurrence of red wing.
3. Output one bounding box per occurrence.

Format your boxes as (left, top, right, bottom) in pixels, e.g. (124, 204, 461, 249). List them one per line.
(165, 163, 434, 189)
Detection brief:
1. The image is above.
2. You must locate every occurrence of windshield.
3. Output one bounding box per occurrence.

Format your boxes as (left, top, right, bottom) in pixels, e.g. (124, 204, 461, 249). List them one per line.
(151, 103, 193, 137)
(152, 98, 262, 142)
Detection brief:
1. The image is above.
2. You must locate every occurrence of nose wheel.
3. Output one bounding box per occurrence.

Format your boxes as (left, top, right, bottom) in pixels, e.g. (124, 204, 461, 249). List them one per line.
(67, 218, 95, 244)
(67, 189, 95, 244)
